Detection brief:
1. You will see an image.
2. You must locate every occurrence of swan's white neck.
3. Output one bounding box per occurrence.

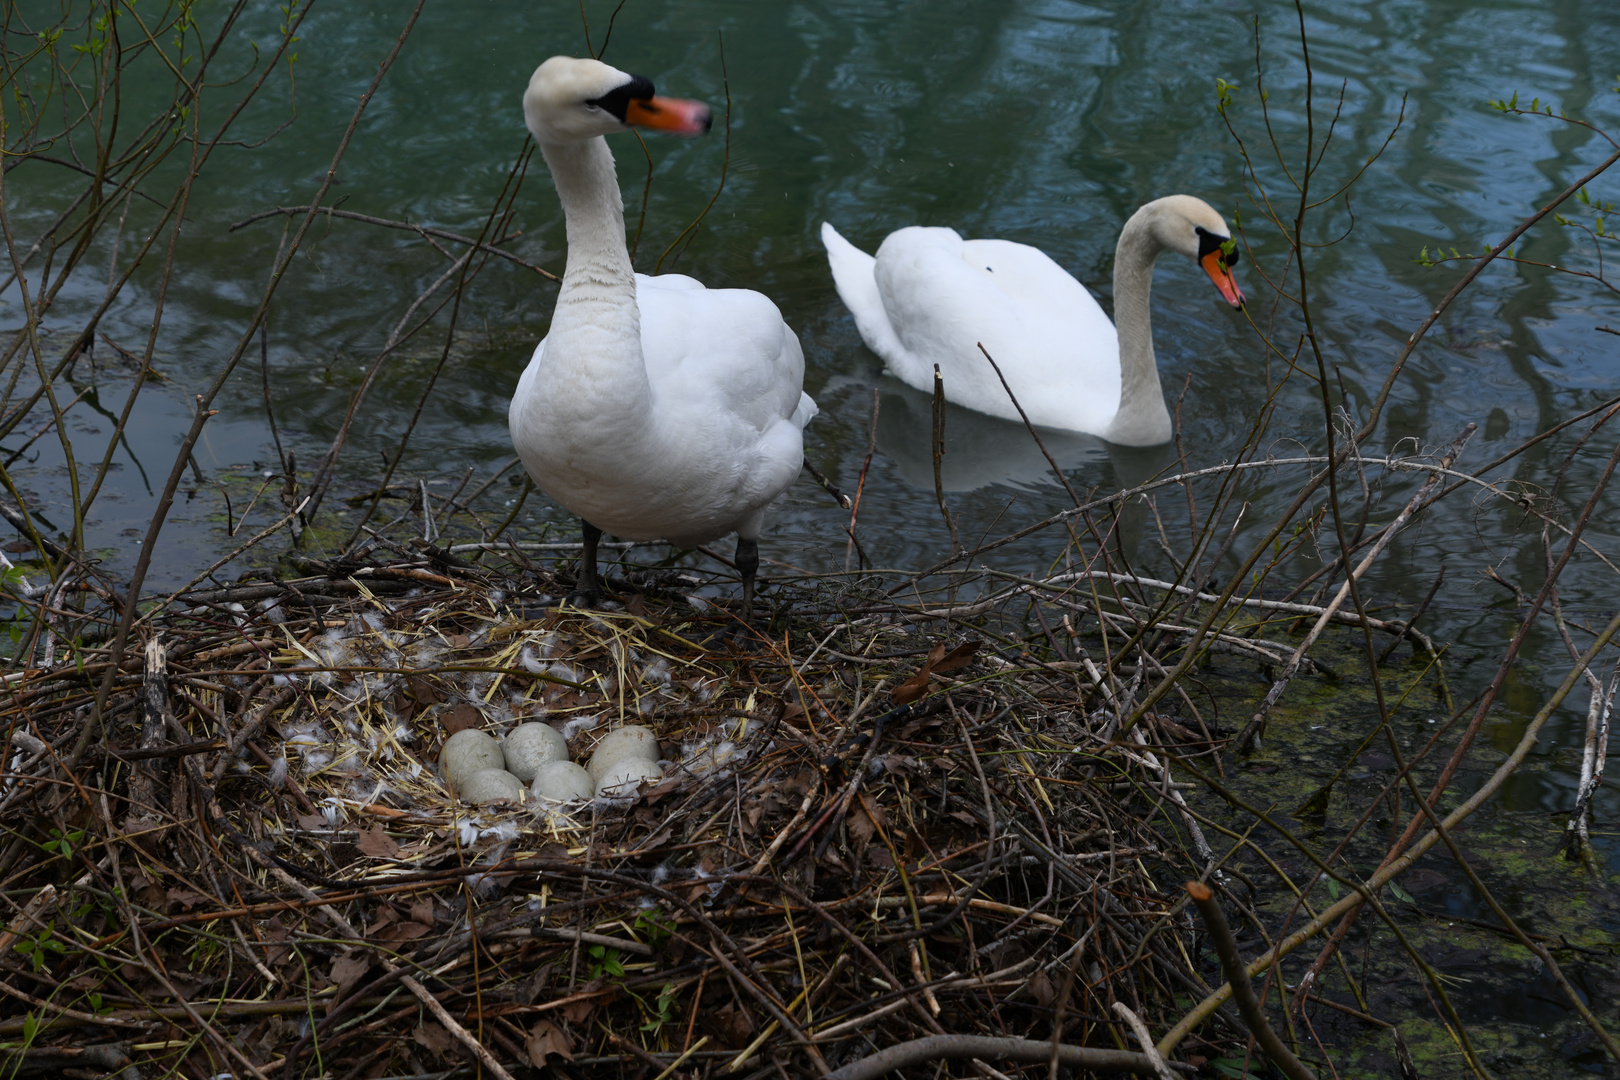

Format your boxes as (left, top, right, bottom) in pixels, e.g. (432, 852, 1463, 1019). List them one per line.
(538, 136, 650, 411)
(1106, 208, 1173, 446)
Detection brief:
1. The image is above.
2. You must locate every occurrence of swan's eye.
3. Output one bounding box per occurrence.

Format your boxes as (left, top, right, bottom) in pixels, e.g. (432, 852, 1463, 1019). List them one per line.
(585, 74, 657, 123)
(1195, 226, 1240, 268)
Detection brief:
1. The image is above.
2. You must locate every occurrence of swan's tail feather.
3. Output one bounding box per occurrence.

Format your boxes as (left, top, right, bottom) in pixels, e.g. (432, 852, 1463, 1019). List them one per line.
(791, 391, 818, 431)
(820, 222, 906, 364)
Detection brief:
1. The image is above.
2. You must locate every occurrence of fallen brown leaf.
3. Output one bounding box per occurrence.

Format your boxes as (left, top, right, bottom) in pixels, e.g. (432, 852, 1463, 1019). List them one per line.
(891, 668, 934, 705)
(440, 703, 482, 734)
(327, 951, 372, 1013)
(1028, 968, 1056, 1007)
(357, 823, 400, 859)
(405, 674, 443, 707)
(703, 1000, 756, 1048)
(414, 1021, 453, 1057)
(561, 985, 608, 1025)
(526, 1018, 574, 1065)
(848, 803, 877, 865)
(932, 639, 981, 673)
(366, 905, 398, 936)
(893, 639, 980, 704)
(165, 888, 207, 912)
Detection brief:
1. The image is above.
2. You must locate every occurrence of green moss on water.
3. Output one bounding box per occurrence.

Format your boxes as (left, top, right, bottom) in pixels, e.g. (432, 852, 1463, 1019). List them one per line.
(1145, 620, 1620, 1077)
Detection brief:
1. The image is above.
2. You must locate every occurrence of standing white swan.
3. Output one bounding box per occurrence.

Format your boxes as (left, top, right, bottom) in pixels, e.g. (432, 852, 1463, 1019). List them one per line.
(510, 56, 816, 614)
(820, 195, 1243, 446)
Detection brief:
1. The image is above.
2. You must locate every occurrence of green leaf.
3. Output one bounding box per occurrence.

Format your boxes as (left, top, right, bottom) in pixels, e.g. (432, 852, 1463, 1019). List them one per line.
(1389, 881, 1415, 904)
(632, 907, 676, 949)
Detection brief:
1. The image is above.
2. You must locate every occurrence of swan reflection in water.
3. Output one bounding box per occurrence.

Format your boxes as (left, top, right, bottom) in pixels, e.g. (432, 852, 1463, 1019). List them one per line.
(870, 376, 1176, 560)
(873, 376, 1175, 494)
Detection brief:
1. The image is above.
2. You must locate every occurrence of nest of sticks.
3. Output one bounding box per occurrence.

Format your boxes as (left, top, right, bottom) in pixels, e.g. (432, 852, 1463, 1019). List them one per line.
(0, 543, 1265, 1080)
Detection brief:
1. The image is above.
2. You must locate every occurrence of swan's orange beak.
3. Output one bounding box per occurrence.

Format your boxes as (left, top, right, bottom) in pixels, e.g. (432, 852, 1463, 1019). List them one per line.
(1201, 249, 1245, 309)
(625, 97, 712, 136)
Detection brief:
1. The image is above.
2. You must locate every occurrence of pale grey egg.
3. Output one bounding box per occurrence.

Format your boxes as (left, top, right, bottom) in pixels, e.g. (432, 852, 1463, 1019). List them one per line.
(531, 760, 594, 803)
(502, 723, 569, 781)
(458, 768, 526, 805)
(595, 758, 662, 800)
(440, 728, 502, 790)
(586, 725, 660, 781)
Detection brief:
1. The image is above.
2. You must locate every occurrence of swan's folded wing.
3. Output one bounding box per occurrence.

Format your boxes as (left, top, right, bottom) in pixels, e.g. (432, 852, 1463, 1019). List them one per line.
(869, 228, 1056, 418)
(959, 239, 1109, 328)
(640, 279, 811, 538)
(637, 274, 809, 432)
(958, 237, 1121, 428)
(865, 230, 1122, 431)
(791, 390, 817, 431)
(642, 271, 704, 291)
(739, 414, 808, 513)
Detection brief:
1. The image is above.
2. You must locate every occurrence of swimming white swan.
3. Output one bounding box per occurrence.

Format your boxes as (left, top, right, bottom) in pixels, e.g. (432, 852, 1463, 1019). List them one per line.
(821, 196, 1243, 446)
(510, 57, 816, 614)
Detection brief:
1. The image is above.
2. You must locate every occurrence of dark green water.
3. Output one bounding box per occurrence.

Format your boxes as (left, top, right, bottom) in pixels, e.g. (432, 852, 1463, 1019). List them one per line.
(8, 0, 1620, 1070)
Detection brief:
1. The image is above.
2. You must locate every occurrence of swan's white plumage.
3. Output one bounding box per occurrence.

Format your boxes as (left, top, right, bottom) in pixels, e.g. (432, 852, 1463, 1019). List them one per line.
(822, 195, 1240, 446)
(511, 274, 814, 547)
(509, 57, 814, 556)
(824, 224, 1120, 434)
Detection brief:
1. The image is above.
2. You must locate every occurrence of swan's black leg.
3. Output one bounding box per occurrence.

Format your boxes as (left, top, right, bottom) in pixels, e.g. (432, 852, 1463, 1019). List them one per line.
(570, 520, 603, 608)
(736, 535, 759, 624)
